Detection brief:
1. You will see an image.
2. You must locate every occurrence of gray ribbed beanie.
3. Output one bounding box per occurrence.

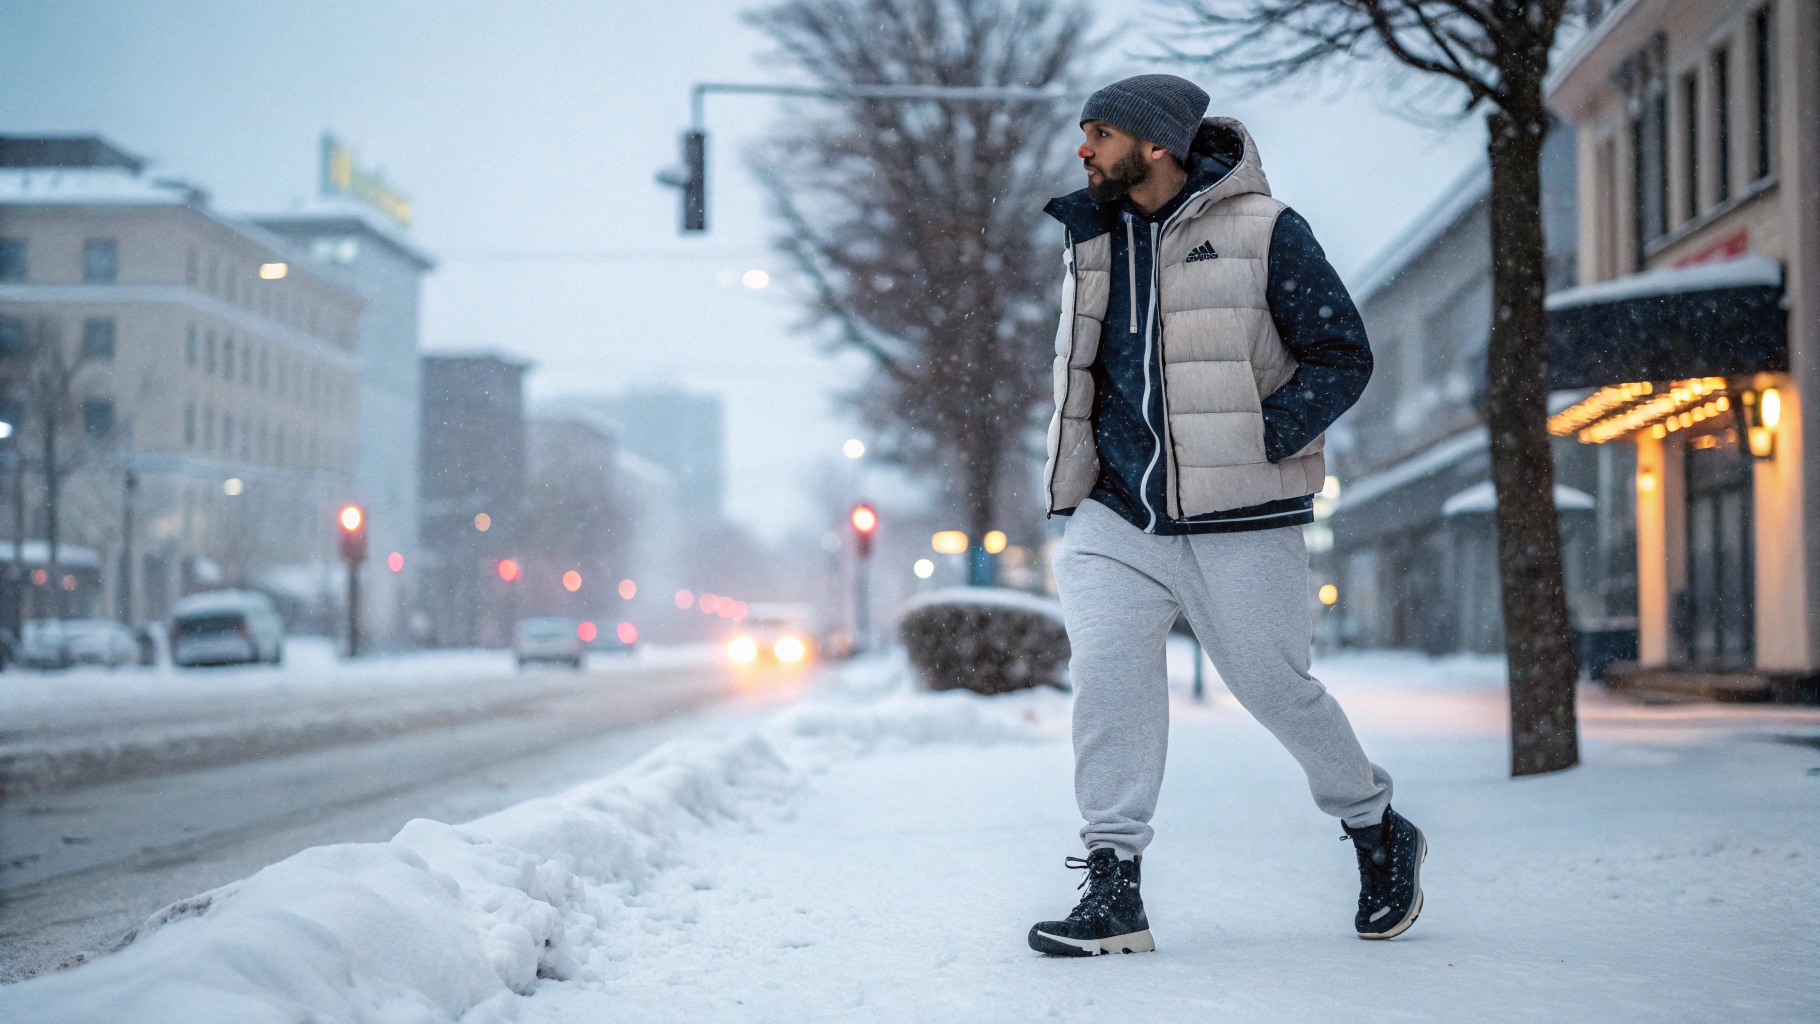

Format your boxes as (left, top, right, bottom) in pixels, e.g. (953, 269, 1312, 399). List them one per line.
(1079, 74, 1210, 165)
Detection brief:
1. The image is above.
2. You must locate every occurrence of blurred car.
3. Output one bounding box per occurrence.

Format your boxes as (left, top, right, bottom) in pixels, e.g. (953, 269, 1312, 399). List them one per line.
(170, 590, 285, 667)
(516, 617, 584, 669)
(19, 619, 141, 669)
(586, 628, 637, 657)
(727, 603, 816, 668)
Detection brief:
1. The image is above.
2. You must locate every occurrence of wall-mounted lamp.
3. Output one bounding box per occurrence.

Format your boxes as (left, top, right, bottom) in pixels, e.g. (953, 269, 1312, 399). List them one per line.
(1742, 388, 1780, 459)
(1636, 467, 1657, 493)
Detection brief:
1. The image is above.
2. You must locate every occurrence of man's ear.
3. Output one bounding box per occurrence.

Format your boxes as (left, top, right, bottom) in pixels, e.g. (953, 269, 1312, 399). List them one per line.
(1148, 143, 1170, 163)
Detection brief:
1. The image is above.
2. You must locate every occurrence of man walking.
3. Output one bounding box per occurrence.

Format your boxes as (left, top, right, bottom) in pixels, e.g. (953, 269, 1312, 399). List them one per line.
(1028, 74, 1425, 957)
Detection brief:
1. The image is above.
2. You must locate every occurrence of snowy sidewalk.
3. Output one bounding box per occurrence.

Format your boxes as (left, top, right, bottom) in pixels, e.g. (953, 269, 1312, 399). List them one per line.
(5, 652, 1816, 1022)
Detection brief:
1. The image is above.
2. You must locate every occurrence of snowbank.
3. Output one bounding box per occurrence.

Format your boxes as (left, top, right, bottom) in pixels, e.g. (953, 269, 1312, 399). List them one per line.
(0, 661, 1050, 1022)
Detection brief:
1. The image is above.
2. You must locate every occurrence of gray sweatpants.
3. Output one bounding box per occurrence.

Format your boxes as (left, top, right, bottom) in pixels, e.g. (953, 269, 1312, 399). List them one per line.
(1052, 499, 1391, 859)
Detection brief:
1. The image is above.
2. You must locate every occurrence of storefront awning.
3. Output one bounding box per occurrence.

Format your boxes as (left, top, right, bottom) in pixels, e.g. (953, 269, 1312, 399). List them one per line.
(1546, 255, 1786, 390)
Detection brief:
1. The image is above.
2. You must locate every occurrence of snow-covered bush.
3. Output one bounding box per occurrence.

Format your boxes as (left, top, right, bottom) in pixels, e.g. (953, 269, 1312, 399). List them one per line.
(898, 588, 1070, 695)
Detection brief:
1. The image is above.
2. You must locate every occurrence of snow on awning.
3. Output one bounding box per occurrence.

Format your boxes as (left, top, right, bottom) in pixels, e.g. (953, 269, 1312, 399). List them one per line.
(1440, 481, 1596, 517)
(1546, 255, 1786, 390)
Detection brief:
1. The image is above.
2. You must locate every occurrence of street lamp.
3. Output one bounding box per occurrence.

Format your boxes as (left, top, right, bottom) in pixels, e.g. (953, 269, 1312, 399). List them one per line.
(336, 504, 367, 657)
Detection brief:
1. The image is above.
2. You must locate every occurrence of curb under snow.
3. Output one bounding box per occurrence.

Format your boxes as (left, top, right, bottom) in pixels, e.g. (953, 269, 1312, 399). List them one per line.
(0, 664, 1059, 1022)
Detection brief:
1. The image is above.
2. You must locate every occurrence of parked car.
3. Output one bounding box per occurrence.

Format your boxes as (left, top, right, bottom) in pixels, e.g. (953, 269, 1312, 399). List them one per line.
(170, 590, 285, 667)
(19, 619, 141, 669)
(515, 617, 584, 669)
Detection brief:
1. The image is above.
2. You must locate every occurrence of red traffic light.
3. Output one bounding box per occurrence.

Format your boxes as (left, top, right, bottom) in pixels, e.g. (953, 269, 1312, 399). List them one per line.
(850, 503, 878, 535)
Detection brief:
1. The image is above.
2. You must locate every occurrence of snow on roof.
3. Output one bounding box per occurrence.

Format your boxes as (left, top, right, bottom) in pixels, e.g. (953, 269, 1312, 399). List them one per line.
(0, 166, 202, 205)
(1545, 254, 1783, 311)
(0, 541, 102, 568)
(1349, 162, 1490, 304)
(899, 586, 1063, 624)
(248, 197, 436, 271)
(1338, 426, 1488, 511)
(1441, 481, 1596, 516)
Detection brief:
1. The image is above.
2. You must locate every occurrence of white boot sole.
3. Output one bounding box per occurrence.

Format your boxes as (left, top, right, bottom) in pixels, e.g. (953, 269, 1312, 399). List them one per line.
(1358, 829, 1426, 940)
(1032, 928, 1156, 956)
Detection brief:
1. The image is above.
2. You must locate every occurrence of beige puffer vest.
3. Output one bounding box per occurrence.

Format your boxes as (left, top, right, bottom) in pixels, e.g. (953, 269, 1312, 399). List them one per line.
(1043, 117, 1326, 521)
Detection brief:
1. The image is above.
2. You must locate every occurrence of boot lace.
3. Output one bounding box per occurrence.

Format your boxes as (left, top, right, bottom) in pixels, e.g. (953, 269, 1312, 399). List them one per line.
(1063, 854, 1120, 915)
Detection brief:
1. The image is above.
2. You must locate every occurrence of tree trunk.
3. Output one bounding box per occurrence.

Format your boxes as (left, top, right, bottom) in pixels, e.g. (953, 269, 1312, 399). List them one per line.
(1484, 95, 1580, 777)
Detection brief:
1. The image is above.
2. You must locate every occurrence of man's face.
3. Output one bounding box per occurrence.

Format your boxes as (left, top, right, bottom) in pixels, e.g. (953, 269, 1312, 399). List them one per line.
(1078, 120, 1153, 204)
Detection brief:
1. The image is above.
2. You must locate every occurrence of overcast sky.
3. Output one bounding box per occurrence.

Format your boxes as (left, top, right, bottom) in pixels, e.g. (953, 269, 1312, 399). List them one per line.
(1, 0, 1485, 540)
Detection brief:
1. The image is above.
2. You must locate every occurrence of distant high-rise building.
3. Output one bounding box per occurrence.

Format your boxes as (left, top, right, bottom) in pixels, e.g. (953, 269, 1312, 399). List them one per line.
(550, 390, 723, 520)
(253, 204, 433, 643)
(419, 353, 528, 646)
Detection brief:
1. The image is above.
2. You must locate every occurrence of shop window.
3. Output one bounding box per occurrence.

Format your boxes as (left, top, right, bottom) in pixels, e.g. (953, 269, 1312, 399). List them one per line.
(0, 238, 25, 282)
(82, 398, 114, 437)
(80, 318, 116, 360)
(82, 239, 118, 283)
(0, 315, 25, 359)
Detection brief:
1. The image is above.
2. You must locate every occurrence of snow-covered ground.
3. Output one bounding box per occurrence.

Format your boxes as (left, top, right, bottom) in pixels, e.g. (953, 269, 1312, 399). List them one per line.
(3, 648, 1816, 1022)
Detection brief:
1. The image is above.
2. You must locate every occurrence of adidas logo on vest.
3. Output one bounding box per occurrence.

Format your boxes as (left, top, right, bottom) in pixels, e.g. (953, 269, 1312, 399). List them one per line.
(1184, 241, 1219, 263)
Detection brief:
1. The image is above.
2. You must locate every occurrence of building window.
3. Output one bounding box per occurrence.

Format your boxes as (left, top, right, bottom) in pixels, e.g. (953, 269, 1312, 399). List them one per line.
(222, 413, 233, 453)
(223, 336, 236, 379)
(186, 249, 198, 286)
(0, 315, 25, 359)
(205, 330, 217, 373)
(80, 317, 116, 360)
(258, 349, 268, 389)
(186, 323, 197, 367)
(208, 256, 218, 294)
(184, 403, 196, 447)
(1681, 71, 1699, 221)
(82, 239, 118, 283)
(1712, 45, 1731, 202)
(203, 405, 215, 449)
(82, 398, 114, 437)
(1753, 5, 1773, 180)
(0, 238, 25, 282)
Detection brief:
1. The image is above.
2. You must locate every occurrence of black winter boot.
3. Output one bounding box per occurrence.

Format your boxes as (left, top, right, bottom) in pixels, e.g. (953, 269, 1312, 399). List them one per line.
(1345, 805, 1426, 939)
(1027, 848, 1155, 956)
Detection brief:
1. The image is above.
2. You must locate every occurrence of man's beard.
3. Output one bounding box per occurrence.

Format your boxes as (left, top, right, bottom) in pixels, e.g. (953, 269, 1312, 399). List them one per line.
(1085, 147, 1150, 204)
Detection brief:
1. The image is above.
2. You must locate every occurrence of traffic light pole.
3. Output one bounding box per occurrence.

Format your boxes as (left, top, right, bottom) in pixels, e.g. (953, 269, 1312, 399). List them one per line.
(347, 561, 361, 658)
(663, 83, 1080, 233)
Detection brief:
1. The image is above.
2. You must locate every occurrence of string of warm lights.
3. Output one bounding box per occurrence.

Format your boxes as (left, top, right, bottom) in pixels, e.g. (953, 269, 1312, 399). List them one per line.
(1550, 377, 1731, 445)
(1546, 381, 1653, 435)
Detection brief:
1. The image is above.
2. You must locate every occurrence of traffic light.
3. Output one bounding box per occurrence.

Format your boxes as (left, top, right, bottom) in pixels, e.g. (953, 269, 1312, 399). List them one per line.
(337, 504, 367, 565)
(656, 130, 707, 232)
(850, 502, 878, 558)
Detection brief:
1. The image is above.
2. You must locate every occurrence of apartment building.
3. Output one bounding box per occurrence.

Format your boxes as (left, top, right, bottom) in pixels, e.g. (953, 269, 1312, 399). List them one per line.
(1546, 0, 1820, 697)
(0, 136, 364, 624)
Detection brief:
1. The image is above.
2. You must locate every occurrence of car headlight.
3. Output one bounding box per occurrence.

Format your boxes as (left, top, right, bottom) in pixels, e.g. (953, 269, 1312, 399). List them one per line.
(727, 636, 758, 664)
(774, 636, 805, 663)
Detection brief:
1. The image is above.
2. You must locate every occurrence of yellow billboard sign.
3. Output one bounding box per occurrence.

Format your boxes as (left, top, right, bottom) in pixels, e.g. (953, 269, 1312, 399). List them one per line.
(320, 133, 412, 227)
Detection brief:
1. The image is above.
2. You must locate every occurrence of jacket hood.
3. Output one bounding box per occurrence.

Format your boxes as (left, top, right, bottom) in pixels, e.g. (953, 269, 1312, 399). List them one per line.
(1044, 117, 1271, 243)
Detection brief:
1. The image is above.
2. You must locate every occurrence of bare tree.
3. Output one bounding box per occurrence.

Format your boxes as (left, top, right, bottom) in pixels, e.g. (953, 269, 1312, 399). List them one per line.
(22, 316, 108, 617)
(748, 0, 1093, 546)
(1164, 0, 1580, 775)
